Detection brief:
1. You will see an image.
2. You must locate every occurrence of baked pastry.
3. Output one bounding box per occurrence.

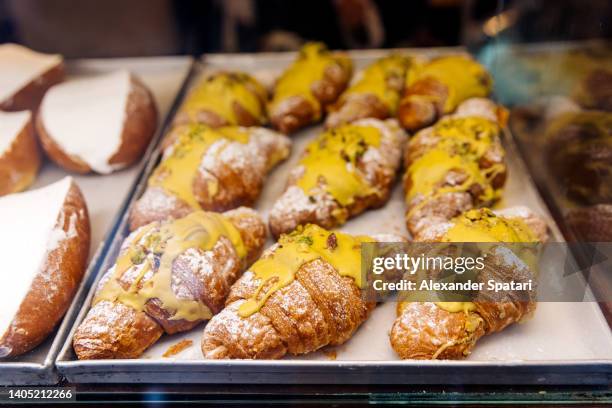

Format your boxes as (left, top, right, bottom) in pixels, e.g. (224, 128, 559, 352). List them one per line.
(37, 70, 158, 174)
(390, 206, 548, 360)
(0, 43, 64, 112)
(398, 55, 493, 132)
(545, 111, 612, 205)
(403, 98, 507, 238)
(565, 204, 612, 242)
(173, 71, 268, 128)
(269, 42, 352, 134)
(129, 124, 291, 231)
(0, 111, 41, 196)
(268, 118, 406, 238)
(325, 54, 412, 128)
(201, 224, 404, 359)
(0, 177, 90, 358)
(73, 208, 266, 360)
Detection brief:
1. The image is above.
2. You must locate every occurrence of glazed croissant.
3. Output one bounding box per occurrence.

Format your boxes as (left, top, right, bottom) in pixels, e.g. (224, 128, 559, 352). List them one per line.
(325, 55, 412, 128)
(202, 224, 404, 359)
(173, 71, 268, 128)
(130, 124, 290, 230)
(403, 98, 508, 238)
(398, 55, 493, 131)
(269, 42, 352, 134)
(390, 206, 549, 360)
(73, 208, 266, 360)
(268, 118, 406, 238)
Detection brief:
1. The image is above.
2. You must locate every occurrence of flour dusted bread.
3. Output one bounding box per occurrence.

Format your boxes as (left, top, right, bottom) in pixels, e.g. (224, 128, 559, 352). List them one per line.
(0, 111, 41, 196)
(0, 44, 64, 112)
(0, 177, 90, 358)
(73, 208, 266, 360)
(37, 70, 158, 174)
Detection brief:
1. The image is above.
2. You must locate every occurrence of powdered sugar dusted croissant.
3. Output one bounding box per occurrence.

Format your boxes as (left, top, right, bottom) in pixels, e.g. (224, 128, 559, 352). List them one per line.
(269, 42, 352, 134)
(202, 224, 405, 359)
(390, 207, 548, 360)
(325, 55, 412, 128)
(268, 118, 406, 238)
(73, 208, 266, 360)
(403, 98, 508, 238)
(129, 124, 290, 230)
(397, 55, 493, 131)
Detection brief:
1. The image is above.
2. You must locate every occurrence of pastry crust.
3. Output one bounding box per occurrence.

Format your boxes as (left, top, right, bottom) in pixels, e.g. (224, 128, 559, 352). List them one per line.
(326, 55, 411, 128)
(202, 230, 404, 360)
(390, 207, 547, 360)
(268, 118, 406, 238)
(269, 43, 352, 134)
(173, 71, 268, 128)
(0, 45, 65, 112)
(73, 208, 266, 360)
(0, 179, 90, 358)
(37, 73, 158, 174)
(130, 125, 291, 231)
(0, 111, 41, 196)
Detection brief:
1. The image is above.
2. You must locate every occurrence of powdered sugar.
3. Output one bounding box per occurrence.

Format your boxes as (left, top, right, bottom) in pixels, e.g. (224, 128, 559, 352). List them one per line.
(0, 111, 31, 155)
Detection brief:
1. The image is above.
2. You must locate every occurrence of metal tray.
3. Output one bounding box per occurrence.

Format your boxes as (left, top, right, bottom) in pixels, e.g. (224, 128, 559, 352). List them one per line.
(0, 56, 193, 385)
(56, 49, 612, 385)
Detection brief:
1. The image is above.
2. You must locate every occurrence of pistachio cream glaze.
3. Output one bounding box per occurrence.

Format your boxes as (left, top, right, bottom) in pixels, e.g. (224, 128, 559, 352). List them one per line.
(180, 72, 267, 125)
(270, 42, 352, 120)
(148, 125, 250, 208)
(238, 224, 372, 317)
(296, 123, 382, 217)
(436, 208, 538, 314)
(343, 54, 412, 113)
(405, 116, 505, 215)
(406, 55, 492, 113)
(95, 211, 246, 322)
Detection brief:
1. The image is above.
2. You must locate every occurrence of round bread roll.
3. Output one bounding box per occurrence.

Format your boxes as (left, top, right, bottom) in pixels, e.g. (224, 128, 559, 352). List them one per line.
(37, 70, 158, 174)
(0, 177, 90, 358)
(0, 43, 64, 112)
(0, 111, 41, 196)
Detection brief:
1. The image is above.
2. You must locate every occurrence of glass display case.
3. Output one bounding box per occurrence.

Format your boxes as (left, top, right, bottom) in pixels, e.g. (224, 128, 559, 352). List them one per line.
(0, 0, 609, 405)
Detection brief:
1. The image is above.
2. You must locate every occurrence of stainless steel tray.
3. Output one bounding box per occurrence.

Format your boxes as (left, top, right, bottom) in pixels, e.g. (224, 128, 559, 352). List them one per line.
(0, 56, 193, 385)
(56, 49, 612, 385)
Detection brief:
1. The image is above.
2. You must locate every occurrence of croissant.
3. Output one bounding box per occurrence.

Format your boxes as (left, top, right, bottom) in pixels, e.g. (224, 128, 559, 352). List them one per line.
(202, 224, 404, 359)
(390, 207, 548, 360)
(325, 55, 412, 128)
(73, 208, 266, 360)
(268, 118, 406, 238)
(173, 72, 268, 128)
(403, 98, 507, 238)
(269, 42, 352, 134)
(398, 55, 493, 131)
(129, 124, 290, 230)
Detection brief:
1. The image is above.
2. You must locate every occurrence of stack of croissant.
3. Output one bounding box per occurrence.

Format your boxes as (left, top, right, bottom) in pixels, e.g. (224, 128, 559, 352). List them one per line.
(73, 43, 548, 362)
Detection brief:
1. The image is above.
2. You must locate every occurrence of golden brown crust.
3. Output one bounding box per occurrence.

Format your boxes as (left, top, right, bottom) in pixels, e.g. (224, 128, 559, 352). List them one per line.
(129, 127, 290, 231)
(73, 208, 266, 360)
(0, 113, 41, 196)
(325, 93, 390, 129)
(202, 258, 374, 359)
(0, 62, 65, 112)
(73, 300, 163, 360)
(0, 180, 90, 358)
(390, 302, 486, 360)
(36, 74, 158, 174)
(397, 77, 448, 132)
